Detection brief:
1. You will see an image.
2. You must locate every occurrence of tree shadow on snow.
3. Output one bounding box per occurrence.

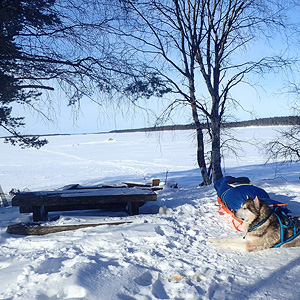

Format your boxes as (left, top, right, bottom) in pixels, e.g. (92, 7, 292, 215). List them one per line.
(76, 256, 163, 299)
(48, 162, 300, 218)
(231, 254, 300, 299)
(78, 168, 203, 189)
(225, 161, 300, 183)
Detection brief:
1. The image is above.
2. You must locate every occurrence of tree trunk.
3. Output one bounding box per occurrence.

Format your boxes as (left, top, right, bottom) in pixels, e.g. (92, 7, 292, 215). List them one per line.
(188, 74, 210, 185)
(191, 104, 210, 185)
(210, 112, 223, 183)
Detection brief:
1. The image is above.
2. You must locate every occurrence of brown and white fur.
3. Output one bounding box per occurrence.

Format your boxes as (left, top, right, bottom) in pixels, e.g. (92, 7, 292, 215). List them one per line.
(209, 196, 300, 252)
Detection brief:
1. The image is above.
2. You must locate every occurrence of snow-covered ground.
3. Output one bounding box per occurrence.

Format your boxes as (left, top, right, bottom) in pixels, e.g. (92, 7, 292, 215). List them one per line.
(1, 126, 300, 300)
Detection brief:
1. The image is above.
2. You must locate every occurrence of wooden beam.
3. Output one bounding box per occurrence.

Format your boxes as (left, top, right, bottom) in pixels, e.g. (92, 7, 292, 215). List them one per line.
(20, 202, 128, 213)
(12, 188, 157, 207)
(7, 221, 133, 235)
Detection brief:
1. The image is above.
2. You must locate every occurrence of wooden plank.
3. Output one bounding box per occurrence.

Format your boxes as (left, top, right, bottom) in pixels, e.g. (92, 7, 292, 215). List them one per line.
(60, 184, 128, 190)
(123, 181, 151, 188)
(7, 220, 133, 235)
(32, 206, 48, 222)
(13, 193, 156, 207)
(12, 191, 157, 206)
(128, 202, 140, 216)
(123, 181, 163, 191)
(12, 188, 157, 207)
(20, 202, 128, 213)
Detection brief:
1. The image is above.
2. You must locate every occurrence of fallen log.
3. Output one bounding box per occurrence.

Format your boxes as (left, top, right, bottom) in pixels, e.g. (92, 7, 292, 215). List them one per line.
(7, 220, 133, 236)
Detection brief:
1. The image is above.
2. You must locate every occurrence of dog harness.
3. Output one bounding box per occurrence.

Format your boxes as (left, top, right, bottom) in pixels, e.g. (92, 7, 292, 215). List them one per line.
(247, 207, 300, 248)
(272, 207, 300, 248)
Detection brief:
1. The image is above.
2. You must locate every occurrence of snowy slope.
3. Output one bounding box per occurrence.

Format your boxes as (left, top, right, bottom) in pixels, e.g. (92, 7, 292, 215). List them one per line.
(0, 126, 300, 300)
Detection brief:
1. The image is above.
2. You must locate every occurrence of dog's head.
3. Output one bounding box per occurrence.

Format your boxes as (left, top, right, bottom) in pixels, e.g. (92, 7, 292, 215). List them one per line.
(234, 195, 263, 225)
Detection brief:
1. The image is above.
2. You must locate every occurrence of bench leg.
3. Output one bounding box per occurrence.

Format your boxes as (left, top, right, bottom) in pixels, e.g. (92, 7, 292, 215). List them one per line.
(128, 202, 139, 216)
(32, 206, 48, 222)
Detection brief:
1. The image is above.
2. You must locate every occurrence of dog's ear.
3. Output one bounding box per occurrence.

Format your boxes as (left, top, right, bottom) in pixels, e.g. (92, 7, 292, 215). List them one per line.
(246, 195, 253, 200)
(253, 196, 260, 210)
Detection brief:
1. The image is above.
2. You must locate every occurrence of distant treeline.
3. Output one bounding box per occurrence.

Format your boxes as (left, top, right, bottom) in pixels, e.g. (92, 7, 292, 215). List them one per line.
(2, 116, 300, 139)
(110, 116, 300, 133)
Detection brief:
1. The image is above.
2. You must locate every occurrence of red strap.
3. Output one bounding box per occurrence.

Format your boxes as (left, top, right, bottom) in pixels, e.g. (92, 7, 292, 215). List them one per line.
(217, 196, 243, 231)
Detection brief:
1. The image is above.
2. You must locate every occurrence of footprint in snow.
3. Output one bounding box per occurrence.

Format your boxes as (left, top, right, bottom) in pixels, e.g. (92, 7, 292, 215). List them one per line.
(155, 226, 165, 236)
(152, 280, 169, 299)
(134, 271, 153, 286)
(35, 257, 65, 274)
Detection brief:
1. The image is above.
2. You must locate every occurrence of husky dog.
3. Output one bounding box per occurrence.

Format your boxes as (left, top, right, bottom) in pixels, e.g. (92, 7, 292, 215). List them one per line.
(209, 196, 300, 252)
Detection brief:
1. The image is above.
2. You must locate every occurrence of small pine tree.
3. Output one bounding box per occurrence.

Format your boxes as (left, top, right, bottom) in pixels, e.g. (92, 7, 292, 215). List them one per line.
(0, 0, 60, 147)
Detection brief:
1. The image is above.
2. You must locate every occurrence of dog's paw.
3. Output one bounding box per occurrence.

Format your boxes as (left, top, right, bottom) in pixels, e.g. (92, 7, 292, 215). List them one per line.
(208, 238, 222, 245)
(208, 238, 229, 250)
(208, 237, 248, 251)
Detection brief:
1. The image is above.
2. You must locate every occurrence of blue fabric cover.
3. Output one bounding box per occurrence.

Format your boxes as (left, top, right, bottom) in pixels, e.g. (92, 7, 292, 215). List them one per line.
(214, 176, 284, 211)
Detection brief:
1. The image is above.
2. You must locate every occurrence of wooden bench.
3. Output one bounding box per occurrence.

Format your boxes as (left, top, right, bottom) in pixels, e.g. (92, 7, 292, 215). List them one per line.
(12, 186, 157, 221)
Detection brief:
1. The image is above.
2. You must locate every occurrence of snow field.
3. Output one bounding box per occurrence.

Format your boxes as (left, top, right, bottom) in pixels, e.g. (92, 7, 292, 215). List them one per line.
(0, 126, 300, 299)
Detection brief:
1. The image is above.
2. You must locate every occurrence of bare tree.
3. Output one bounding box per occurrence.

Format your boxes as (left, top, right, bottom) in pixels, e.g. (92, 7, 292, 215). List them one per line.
(265, 93, 300, 163)
(112, 0, 293, 184)
(266, 126, 300, 163)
